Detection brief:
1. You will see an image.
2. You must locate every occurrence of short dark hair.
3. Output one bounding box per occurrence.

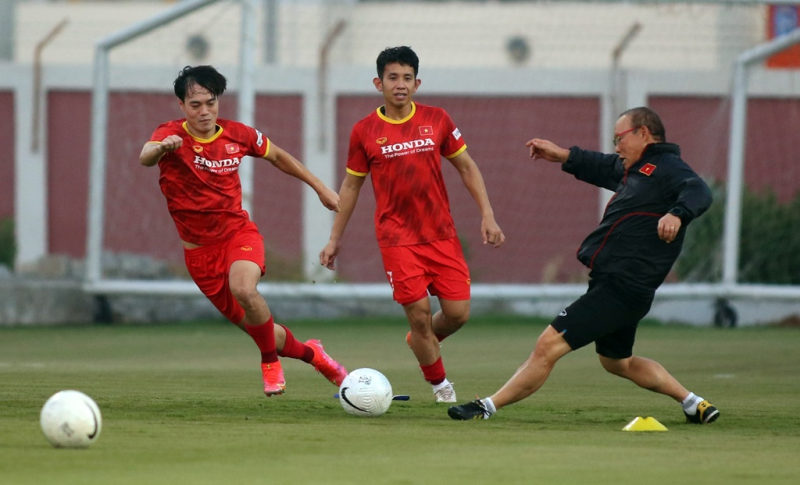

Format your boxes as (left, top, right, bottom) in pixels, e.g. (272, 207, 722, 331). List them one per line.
(376, 46, 419, 79)
(173, 65, 227, 101)
(620, 107, 666, 142)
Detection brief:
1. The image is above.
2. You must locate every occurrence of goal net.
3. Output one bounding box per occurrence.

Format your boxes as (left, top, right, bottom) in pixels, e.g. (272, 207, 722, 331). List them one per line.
(69, 0, 800, 322)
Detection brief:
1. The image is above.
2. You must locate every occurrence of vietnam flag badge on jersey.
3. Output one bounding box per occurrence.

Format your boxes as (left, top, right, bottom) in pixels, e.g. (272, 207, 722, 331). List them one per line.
(225, 143, 240, 154)
(419, 126, 433, 136)
(639, 163, 656, 176)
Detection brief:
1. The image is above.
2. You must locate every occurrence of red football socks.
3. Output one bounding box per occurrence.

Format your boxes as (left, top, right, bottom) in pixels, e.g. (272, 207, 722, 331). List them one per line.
(420, 356, 446, 385)
(277, 324, 314, 363)
(245, 317, 278, 363)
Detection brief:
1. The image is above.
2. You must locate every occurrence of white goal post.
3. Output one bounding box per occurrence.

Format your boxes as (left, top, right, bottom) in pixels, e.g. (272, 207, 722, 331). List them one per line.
(723, 26, 800, 286)
(86, 0, 259, 289)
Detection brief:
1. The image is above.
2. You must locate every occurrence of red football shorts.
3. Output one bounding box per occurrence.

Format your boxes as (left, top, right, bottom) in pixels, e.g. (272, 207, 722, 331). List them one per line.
(379, 237, 471, 306)
(183, 222, 265, 324)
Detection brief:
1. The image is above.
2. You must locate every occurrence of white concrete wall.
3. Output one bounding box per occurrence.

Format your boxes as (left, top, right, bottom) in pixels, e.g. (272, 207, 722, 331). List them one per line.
(14, 1, 765, 72)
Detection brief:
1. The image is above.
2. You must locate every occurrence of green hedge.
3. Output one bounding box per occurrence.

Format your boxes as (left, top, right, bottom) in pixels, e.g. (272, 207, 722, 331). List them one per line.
(676, 184, 800, 284)
(0, 218, 14, 270)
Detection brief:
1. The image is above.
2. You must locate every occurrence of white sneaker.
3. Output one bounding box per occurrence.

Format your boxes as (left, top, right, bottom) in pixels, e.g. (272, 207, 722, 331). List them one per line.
(434, 382, 457, 403)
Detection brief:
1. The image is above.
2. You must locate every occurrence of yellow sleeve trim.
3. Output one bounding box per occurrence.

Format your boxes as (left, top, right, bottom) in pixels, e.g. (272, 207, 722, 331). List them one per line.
(346, 167, 368, 177)
(261, 138, 271, 159)
(445, 144, 467, 159)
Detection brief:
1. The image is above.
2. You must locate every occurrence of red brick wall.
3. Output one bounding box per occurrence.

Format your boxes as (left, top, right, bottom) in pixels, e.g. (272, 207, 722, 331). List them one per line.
(42, 91, 799, 283)
(651, 96, 800, 203)
(0, 91, 14, 220)
(47, 91, 90, 258)
(253, 95, 304, 268)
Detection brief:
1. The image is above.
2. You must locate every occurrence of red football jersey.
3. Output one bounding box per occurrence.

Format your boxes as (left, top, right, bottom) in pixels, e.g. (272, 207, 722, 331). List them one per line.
(347, 102, 467, 247)
(148, 118, 270, 245)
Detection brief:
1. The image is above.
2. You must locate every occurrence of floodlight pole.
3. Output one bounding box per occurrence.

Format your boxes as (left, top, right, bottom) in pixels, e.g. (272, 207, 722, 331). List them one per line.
(723, 27, 800, 286)
(31, 19, 68, 153)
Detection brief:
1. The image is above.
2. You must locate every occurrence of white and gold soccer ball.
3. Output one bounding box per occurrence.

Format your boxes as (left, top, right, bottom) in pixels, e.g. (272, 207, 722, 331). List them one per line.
(338, 368, 393, 417)
(40, 390, 102, 448)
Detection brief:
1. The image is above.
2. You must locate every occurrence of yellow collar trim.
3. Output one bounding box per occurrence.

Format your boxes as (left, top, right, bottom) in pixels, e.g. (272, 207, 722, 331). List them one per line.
(182, 121, 223, 143)
(376, 102, 416, 124)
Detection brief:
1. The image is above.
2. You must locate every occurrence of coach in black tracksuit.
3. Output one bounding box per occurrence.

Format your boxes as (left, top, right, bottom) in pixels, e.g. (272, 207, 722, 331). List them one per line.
(555, 122, 713, 360)
(566, 140, 712, 294)
(448, 107, 720, 425)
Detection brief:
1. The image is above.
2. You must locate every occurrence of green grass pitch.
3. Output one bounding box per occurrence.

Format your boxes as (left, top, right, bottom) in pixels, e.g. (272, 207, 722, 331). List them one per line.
(1, 316, 799, 484)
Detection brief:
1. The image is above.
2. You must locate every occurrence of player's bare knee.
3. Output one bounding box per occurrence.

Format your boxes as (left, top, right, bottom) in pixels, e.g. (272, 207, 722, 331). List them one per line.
(407, 314, 432, 336)
(532, 326, 571, 366)
(531, 343, 557, 368)
(600, 355, 629, 377)
(444, 307, 469, 327)
(531, 337, 556, 366)
(230, 283, 260, 309)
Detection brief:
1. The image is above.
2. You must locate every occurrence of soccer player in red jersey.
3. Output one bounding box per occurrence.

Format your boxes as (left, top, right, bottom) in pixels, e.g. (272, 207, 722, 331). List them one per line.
(319, 47, 505, 403)
(140, 65, 347, 397)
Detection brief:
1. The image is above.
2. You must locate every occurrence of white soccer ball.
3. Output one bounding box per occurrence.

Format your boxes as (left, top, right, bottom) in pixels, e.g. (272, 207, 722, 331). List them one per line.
(40, 390, 102, 448)
(338, 368, 393, 417)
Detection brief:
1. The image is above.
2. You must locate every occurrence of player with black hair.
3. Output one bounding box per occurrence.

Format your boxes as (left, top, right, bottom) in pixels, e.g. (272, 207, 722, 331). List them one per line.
(172, 65, 227, 101)
(140, 65, 348, 397)
(375, 45, 420, 79)
(320, 47, 505, 403)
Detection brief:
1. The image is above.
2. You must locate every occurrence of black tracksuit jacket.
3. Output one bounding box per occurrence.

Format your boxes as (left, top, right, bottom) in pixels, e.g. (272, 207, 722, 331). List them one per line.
(562, 143, 713, 293)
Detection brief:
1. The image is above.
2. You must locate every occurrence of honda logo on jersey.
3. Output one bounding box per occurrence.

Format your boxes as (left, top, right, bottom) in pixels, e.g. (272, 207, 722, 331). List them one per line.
(380, 138, 436, 155)
(193, 155, 241, 173)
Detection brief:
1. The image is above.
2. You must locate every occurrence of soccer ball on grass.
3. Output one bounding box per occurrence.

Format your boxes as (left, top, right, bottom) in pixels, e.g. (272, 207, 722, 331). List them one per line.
(40, 390, 102, 448)
(338, 368, 392, 417)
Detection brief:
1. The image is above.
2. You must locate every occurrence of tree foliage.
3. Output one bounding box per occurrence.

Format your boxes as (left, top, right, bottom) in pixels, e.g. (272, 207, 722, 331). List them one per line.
(0, 218, 14, 270)
(676, 183, 800, 284)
